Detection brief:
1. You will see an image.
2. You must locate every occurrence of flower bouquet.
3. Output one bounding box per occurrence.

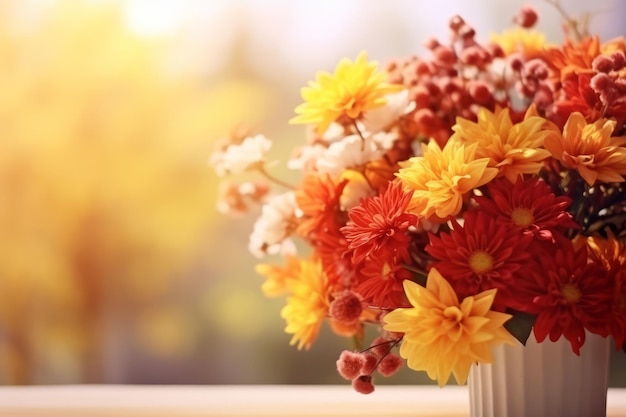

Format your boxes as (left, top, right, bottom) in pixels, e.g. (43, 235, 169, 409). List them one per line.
(212, 1, 626, 406)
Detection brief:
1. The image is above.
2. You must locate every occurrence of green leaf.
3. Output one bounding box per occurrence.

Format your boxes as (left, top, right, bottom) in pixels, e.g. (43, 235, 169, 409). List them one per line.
(504, 311, 536, 345)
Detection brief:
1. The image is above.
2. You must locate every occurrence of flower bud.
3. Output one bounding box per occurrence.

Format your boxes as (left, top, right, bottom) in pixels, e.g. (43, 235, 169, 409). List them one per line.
(592, 55, 614, 73)
(514, 5, 538, 28)
(329, 290, 363, 324)
(352, 375, 375, 394)
(377, 353, 403, 377)
(336, 350, 366, 380)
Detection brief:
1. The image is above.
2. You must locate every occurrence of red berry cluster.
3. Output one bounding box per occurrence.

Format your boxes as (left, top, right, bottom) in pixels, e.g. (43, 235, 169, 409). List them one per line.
(335, 336, 403, 394)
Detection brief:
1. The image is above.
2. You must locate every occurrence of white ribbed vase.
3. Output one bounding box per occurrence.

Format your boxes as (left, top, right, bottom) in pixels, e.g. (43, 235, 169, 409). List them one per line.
(468, 332, 611, 417)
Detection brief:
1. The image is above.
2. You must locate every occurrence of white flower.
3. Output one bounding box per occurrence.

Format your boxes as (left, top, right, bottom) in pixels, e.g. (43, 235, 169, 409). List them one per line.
(321, 122, 347, 143)
(315, 134, 384, 176)
(248, 191, 300, 258)
(216, 180, 269, 215)
(370, 131, 399, 151)
(287, 143, 327, 171)
(360, 89, 414, 133)
(211, 134, 271, 176)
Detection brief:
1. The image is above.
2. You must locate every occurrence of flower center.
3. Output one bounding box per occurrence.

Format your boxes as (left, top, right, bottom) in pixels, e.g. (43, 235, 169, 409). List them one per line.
(381, 262, 391, 280)
(443, 306, 463, 322)
(511, 207, 534, 227)
(561, 283, 582, 303)
(468, 251, 494, 274)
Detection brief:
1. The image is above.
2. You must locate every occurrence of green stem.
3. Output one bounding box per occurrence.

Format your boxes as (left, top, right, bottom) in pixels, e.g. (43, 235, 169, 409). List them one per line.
(257, 166, 296, 190)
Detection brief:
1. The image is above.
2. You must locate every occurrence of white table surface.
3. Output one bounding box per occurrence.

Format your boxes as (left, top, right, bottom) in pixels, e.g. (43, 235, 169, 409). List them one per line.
(0, 385, 625, 416)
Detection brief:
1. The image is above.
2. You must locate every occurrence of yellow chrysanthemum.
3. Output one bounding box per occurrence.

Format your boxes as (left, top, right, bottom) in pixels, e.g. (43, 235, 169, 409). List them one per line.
(289, 51, 402, 133)
(255, 255, 302, 297)
(543, 112, 626, 185)
(383, 268, 513, 387)
(281, 256, 331, 350)
(450, 106, 552, 183)
(396, 140, 498, 221)
(489, 28, 546, 59)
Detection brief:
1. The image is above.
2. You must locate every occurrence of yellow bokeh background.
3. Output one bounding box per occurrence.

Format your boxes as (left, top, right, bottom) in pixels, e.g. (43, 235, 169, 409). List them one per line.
(0, 0, 624, 385)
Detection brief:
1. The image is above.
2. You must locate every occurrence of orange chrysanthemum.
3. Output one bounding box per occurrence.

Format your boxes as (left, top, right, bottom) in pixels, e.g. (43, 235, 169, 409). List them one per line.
(450, 106, 552, 183)
(355, 256, 412, 309)
(342, 181, 419, 265)
(542, 36, 624, 81)
(543, 112, 626, 185)
(396, 139, 498, 221)
(295, 173, 348, 238)
(311, 226, 356, 290)
(290, 51, 403, 133)
(550, 72, 626, 129)
(383, 268, 513, 386)
(281, 256, 331, 350)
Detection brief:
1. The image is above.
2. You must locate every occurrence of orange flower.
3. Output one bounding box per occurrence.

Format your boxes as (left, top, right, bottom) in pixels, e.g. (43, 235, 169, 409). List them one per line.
(355, 256, 412, 309)
(342, 181, 418, 265)
(295, 173, 348, 238)
(542, 36, 624, 81)
(450, 106, 552, 182)
(544, 112, 626, 185)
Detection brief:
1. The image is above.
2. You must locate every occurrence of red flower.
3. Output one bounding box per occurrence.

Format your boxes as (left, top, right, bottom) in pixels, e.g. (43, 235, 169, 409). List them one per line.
(426, 210, 534, 311)
(522, 236, 616, 354)
(551, 73, 626, 129)
(355, 256, 411, 309)
(342, 181, 419, 264)
(473, 177, 578, 241)
(584, 235, 626, 349)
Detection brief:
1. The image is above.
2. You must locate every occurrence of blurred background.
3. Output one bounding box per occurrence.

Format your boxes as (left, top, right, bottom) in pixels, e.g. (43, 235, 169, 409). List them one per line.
(0, 0, 624, 386)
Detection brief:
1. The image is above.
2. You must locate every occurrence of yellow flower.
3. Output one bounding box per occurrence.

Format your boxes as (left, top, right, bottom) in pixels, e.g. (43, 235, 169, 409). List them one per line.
(543, 112, 626, 185)
(383, 268, 513, 387)
(289, 51, 402, 133)
(489, 28, 546, 59)
(281, 256, 331, 350)
(396, 140, 497, 221)
(450, 106, 552, 183)
(255, 255, 301, 297)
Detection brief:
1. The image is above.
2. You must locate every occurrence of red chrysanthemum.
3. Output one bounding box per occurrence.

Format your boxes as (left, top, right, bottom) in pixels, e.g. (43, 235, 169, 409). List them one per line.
(342, 181, 419, 265)
(425, 210, 534, 311)
(584, 234, 626, 349)
(355, 256, 412, 309)
(522, 235, 616, 354)
(550, 73, 626, 130)
(473, 177, 578, 241)
(312, 227, 355, 290)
